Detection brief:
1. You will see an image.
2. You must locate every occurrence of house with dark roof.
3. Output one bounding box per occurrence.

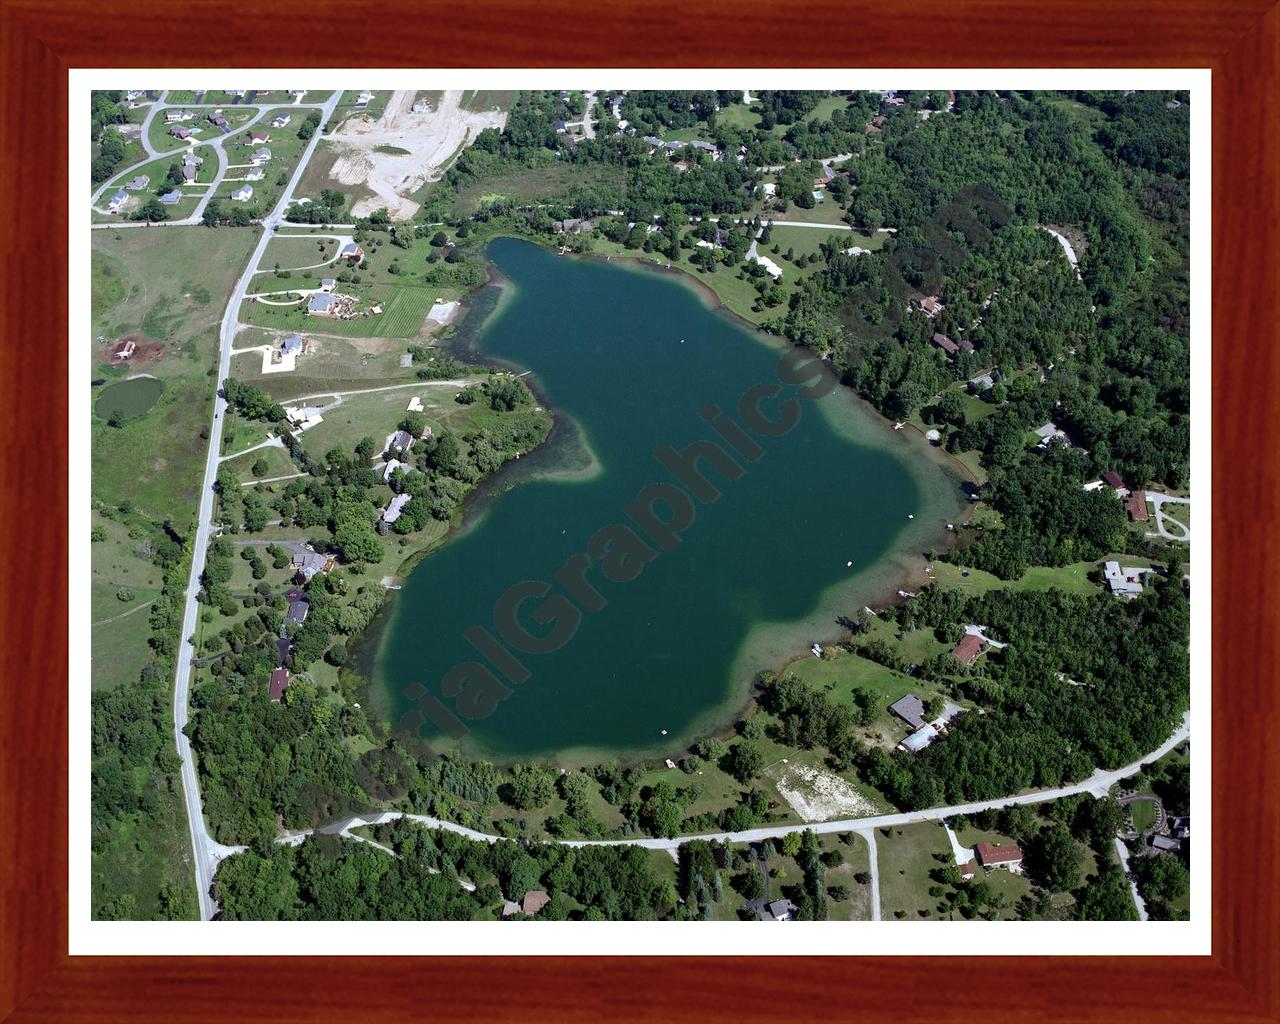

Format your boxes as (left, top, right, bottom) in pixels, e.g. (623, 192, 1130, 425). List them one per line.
(159, 190, 183, 205)
(124, 175, 150, 191)
(951, 633, 986, 666)
(932, 332, 959, 355)
(889, 694, 927, 730)
(285, 590, 310, 625)
(269, 668, 290, 702)
(1149, 834, 1182, 854)
(169, 125, 192, 140)
(1126, 490, 1149, 521)
(1102, 470, 1128, 493)
(339, 242, 363, 261)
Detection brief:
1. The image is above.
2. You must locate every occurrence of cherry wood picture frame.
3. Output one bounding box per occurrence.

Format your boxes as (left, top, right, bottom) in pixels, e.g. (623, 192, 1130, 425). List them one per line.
(2, 1, 1276, 1020)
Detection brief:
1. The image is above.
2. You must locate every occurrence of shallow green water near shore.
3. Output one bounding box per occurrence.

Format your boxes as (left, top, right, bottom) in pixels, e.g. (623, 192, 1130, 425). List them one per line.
(377, 237, 965, 758)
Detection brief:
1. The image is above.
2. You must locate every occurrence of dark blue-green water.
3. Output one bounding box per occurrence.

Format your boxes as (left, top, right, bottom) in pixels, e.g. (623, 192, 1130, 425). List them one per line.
(377, 237, 963, 758)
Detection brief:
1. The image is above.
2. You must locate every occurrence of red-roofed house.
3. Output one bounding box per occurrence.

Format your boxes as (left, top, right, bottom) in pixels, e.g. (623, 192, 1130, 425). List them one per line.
(975, 842, 1023, 872)
(960, 860, 977, 881)
(951, 633, 986, 666)
(269, 668, 290, 702)
(1102, 470, 1127, 492)
(1125, 490, 1149, 521)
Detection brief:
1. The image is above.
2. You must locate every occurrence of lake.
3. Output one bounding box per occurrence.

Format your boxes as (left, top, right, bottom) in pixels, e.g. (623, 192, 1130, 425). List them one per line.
(375, 237, 966, 759)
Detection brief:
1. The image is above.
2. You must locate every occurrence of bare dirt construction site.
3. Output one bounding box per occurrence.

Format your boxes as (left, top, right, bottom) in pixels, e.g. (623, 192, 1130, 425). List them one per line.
(769, 762, 879, 821)
(328, 90, 508, 220)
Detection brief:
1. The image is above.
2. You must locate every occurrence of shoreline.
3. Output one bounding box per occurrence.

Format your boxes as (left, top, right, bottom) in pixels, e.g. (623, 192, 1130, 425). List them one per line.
(361, 232, 973, 767)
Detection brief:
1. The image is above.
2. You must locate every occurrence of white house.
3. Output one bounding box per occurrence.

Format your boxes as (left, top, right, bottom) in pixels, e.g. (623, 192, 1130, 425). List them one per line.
(231, 185, 253, 202)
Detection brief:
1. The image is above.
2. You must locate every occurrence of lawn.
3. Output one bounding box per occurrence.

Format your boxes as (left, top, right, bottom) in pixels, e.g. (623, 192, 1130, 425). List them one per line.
(953, 822, 1034, 918)
(294, 384, 481, 465)
(766, 224, 863, 261)
(876, 821, 954, 921)
(148, 107, 257, 154)
(229, 333, 422, 402)
(240, 280, 443, 339)
(216, 110, 311, 214)
(717, 103, 762, 131)
(820, 831, 874, 920)
(224, 444, 298, 484)
(99, 147, 218, 199)
(260, 234, 341, 272)
(459, 90, 518, 113)
(91, 226, 260, 523)
(1129, 799, 1157, 831)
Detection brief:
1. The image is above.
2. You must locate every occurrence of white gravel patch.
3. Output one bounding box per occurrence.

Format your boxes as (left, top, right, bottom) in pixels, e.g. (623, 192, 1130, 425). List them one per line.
(771, 763, 877, 821)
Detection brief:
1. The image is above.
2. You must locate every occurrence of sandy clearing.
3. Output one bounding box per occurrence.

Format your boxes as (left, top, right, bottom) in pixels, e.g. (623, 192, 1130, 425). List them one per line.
(771, 763, 878, 821)
(329, 89, 508, 220)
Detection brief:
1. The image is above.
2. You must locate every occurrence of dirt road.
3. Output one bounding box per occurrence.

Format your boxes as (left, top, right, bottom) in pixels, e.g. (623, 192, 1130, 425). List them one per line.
(329, 90, 508, 220)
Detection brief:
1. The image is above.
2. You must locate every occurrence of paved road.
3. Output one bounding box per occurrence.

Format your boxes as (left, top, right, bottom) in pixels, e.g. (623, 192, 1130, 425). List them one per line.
(285, 713, 1189, 858)
(1145, 491, 1191, 543)
(169, 91, 342, 922)
(1113, 836, 1149, 921)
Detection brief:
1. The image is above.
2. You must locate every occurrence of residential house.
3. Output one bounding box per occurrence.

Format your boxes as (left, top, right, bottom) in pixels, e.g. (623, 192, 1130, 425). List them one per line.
(165, 109, 194, 124)
(291, 549, 334, 583)
(283, 406, 324, 430)
(107, 190, 128, 212)
(520, 890, 551, 916)
(269, 668, 290, 702)
(1125, 490, 1149, 521)
(919, 296, 944, 317)
(285, 590, 310, 625)
(554, 119, 567, 133)
(168, 125, 192, 140)
(553, 218, 594, 234)
(319, 278, 336, 292)
(411, 100, 428, 114)
(244, 170, 265, 182)
(248, 132, 270, 146)
(208, 111, 230, 131)
(1103, 560, 1149, 599)
(382, 459, 409, 483)
(889, 694, 927, 730)
(956, 336, 975, 353)
(387, 429, 414, 453)
(500, 901, 521, 918)
(959, 860, 977, 882)
(968, 374, 994, 392)
(1102, 469, 1129, 494)
(932, 332, 959, 355)
(339, 242, 363, 262)
(124, 175, 150, 191)
(249, 147, 272, 165)
(899, 724, 940, 753)
(281, 334, 305, 357)
(951, 633, 986, 666)
(763, 899, 797, 922)
(974, 842, 1023, 872)
(1168, 816, 1190, 840)
(159, 190, 182, 205)
(231, 185, 253, 202)
(357, 90, 374, 106)
(307, 292, 338, 315)
(270, 114, 291, 128)
(1034, 421, 1068, 448)
(866, 114, 887, 134)
(182, 154, 202, 183)
(1149, 834, 1182, 854)
(380, 493, 412, 530)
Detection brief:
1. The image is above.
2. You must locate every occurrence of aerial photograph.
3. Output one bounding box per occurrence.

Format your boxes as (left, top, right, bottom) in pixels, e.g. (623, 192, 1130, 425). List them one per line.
(88, 86, 1192, 925)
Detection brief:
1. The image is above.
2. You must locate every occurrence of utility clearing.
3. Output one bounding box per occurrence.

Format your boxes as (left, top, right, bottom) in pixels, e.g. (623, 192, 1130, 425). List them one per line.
(329, 89, 508, 220)
(771, 762, 878, 821)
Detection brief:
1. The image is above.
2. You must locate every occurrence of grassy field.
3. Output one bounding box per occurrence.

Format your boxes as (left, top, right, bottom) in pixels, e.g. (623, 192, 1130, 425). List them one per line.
(293, 140, 374, 212)
(453, 163, 627, 217)
(91, 510, 164, 691)
(877, 821, 954, 920)
(261, 234, 341, 271)
(1129, 799, 1157, 831)
(91, 226, 259, 521)
(229, 333, 424, 402)
(821, 832, 874, 920)
(460, 90, 518, 113)
(716, 103, 762, 131)
(224, 444, 298, 483)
